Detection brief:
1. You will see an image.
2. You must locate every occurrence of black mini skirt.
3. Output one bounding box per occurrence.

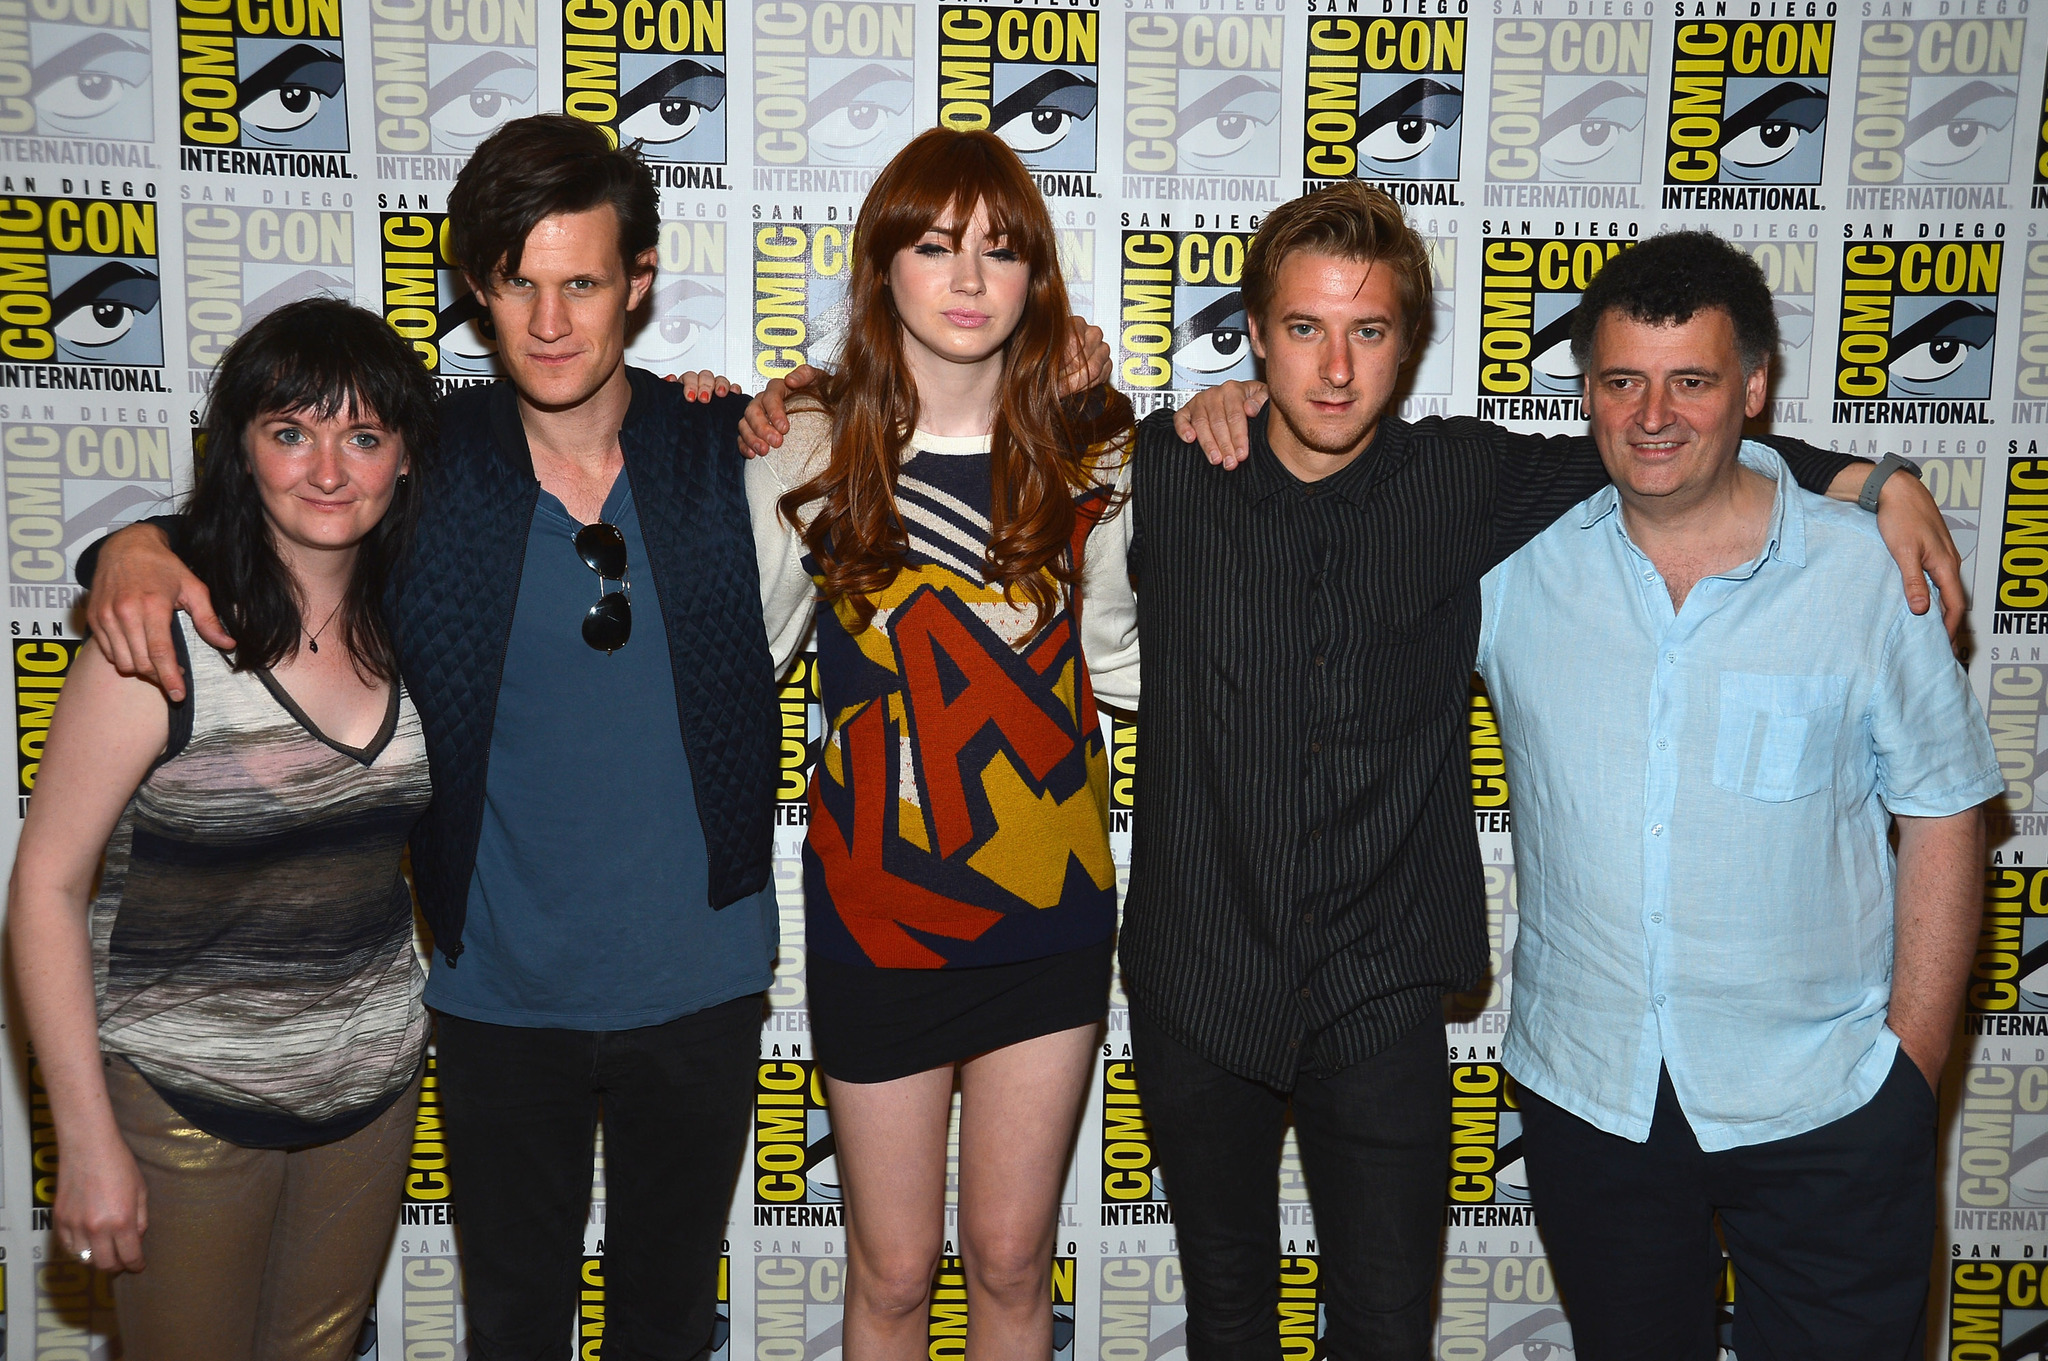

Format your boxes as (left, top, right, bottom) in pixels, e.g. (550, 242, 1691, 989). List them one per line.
(808, 936, 1115, 1084)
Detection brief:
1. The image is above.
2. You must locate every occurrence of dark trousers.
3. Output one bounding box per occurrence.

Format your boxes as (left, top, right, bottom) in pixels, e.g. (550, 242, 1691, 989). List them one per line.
(1129, 1006, 1450, 1360)
(1518, 1050, 1938, 1361)
(434, 995, 763, 1361)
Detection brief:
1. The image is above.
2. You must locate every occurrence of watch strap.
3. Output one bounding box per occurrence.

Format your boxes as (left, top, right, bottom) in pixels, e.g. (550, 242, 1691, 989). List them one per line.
(1857, 452, 1922, 513)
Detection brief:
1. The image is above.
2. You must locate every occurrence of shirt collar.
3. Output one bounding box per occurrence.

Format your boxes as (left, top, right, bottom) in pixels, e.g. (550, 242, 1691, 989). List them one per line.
(1234, 407, 1408, 505)
(1577, 439, 1807, 570)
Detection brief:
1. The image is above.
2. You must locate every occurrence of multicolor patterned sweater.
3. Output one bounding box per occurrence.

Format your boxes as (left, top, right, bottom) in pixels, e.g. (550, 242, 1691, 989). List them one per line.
(749, 412, 1139, 968)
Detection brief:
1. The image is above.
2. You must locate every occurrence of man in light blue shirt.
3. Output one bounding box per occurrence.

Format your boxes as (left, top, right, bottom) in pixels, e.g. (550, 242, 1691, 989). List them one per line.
(1478, 231, 2001, 1360)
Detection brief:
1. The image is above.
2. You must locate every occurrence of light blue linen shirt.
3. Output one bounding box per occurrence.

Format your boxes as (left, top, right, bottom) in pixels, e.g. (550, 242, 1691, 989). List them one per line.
(1478, 443, 2001, 1151)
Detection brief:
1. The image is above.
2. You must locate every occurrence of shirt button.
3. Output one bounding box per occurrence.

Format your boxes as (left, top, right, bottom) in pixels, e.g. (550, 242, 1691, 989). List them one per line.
(1314, 655, 1327, 667)
(1650, 824, 1664, 836)
(1641, 570, 1654, 581)
(1650, 913, 1664, 924)
(1299, 987, 1312, 1000)
(1665, 652, 1677, 664)
(1656, 738, 1668, 751)
(1310, 742, 1322, 755)
(1289, 1036, 1302, 1048)
(1655, 994, 1667, 1006)
(1309, 828, 1323, 842)
(1302, 913, 1314, 925)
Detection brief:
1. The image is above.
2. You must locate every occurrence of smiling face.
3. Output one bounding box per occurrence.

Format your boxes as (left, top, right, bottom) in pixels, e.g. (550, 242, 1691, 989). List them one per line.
(1248, 250, 1411, 473)
(1584, 307, 1768, 509)
(473, 205, 656, 414)
(247, 404, 409, 564)
(886, 200, 1031, 373)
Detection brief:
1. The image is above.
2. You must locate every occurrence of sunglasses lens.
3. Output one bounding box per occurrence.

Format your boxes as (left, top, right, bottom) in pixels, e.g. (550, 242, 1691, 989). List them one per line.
(576, 522, 628, 580)
(582, 592, 632, 653)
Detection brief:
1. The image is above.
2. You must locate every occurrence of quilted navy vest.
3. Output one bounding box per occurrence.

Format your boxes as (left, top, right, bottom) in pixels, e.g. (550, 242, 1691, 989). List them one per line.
(389, 370, 776, 963)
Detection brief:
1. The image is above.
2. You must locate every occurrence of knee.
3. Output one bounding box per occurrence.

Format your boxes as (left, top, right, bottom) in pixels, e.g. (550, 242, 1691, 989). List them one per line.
(962, 1233, 1050, 1312)
(850, 1243, 942, 1321)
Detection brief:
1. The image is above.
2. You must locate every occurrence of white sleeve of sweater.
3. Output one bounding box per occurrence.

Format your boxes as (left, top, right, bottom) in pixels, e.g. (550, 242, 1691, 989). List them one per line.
(749, 412, 829, 680)
(1080, 449, 1140, 712)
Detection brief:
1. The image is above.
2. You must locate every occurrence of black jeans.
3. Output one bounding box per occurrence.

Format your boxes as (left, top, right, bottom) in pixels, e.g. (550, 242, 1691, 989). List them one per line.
(1129, 1007, 1451, 1359)
(1518, 1050, 1938, 1361)
(434, 995, 763, 1361)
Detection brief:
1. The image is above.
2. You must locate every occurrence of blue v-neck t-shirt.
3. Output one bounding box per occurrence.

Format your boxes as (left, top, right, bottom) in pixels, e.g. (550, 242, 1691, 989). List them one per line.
(424, 474, 777, 1030)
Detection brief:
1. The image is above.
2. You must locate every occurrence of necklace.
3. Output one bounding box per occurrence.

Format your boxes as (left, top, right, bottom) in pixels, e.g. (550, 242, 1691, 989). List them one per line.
(305, 598, 344, 654)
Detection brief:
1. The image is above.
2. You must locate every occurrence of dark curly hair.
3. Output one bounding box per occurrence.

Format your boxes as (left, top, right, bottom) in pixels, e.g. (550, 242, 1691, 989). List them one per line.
(446, 114, 659, 284)
(1568, 230, 1778, 377)
(185, 298, 435, 682)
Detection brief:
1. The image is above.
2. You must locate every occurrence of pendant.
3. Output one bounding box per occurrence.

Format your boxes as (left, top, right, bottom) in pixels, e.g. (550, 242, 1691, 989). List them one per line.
(308, 638, 319, 653)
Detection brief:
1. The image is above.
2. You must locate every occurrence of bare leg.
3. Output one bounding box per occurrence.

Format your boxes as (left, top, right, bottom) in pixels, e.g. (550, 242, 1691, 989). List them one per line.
(956, 1023, 1100, 1361)
(827, 1065, 956, 1361)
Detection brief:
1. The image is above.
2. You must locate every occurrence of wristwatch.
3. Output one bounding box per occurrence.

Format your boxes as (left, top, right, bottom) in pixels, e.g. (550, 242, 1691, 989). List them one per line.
(1857, 452, 1923, 513)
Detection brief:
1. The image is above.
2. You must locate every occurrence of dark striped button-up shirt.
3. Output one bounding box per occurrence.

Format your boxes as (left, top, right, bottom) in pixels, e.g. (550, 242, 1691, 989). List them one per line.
(1117, 408, 1858, 1087)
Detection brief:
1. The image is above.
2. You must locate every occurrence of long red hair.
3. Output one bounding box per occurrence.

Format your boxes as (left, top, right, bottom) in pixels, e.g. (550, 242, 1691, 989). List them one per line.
(783, 129, 1132, 638)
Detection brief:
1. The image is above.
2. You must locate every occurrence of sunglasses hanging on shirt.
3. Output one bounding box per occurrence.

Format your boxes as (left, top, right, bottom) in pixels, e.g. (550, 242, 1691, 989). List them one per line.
(575, 521, 632, 653)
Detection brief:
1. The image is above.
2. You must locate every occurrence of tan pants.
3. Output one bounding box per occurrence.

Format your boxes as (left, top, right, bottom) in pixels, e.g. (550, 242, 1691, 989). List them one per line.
(105, 1059, 419, 1361)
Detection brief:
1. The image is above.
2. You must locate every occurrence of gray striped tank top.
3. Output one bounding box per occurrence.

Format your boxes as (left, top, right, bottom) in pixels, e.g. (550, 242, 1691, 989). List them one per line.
(90, 613, 432, 1148)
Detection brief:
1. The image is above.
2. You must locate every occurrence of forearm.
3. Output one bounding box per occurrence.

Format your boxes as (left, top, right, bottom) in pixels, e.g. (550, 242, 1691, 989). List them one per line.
(1752, 434, 1864, 498)
(76, 518, 179, 590)
(1888, 808, 1988, 1080)
(8, 884, 124, 1156)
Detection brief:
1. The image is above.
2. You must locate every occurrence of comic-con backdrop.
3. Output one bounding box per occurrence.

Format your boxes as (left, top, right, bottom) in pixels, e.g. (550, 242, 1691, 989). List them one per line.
(0, 0, 2042, 1355)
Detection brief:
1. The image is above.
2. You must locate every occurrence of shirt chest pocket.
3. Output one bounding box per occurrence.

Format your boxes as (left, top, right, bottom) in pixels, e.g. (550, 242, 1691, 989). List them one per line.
(1712, 672, 1850, 802)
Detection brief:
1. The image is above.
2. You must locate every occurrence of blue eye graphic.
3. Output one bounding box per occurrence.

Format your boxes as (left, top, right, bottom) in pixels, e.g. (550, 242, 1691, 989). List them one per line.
(990, 69, 1098, 155)
(237, 43, 343, 137)
(1356, 78, 1462, 167)
(619, 58, 725, 145)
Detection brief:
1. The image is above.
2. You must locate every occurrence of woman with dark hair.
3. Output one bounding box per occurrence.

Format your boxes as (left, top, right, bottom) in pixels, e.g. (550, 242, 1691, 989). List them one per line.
(9, 297, 436, 1361)
(748, 128, 1138, 1358)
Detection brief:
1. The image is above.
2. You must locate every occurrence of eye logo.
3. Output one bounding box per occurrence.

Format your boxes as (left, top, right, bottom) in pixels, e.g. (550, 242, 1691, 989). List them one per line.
(1437, 1259, 1572, 1360)
(370, 0, 538, 168)
(1833, 240, 2001, 420)
(1117, 230, 1256, 396)
(177, 0, 349, 156)
(1849, 20, 2025, 187)
(1101, 1057, 1169, 1219)
(382, 211, 505, 386)
(625, 220, 727, 374)
(20, 24, 153, 142)
(754, 2, 915, 175)
(1302, 19, 1467, 189)
(754, 1060, 838, 1212)
(0, 196, 162, 372)
(185, 205, 353, 380)
(1947, 1262, 2048, 1355)
(752, 220, 855, 383)
(1, 422, 172, 587)
(1475, 237, 1628, 417)
(561, 0, 727, 178)
(1485, 20, 1652, 187)
(2019, 244, 2048, 414)
(753, 1254, 845, 1354)
(937, 7, 1099, 191)
(1662, 23, 1833, 202)
(1123, 14, 1284, 189)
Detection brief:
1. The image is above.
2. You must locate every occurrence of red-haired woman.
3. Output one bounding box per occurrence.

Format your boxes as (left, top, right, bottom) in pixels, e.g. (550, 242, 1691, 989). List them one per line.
(747, 128, 1137, 1358)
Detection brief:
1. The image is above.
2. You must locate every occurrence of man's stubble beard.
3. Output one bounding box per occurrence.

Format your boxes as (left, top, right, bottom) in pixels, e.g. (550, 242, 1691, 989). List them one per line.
(1269, 390, 1382, 460)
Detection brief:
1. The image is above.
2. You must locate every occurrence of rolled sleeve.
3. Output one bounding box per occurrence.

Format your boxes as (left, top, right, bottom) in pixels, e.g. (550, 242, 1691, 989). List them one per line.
(1870, 588, 2003, 816)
